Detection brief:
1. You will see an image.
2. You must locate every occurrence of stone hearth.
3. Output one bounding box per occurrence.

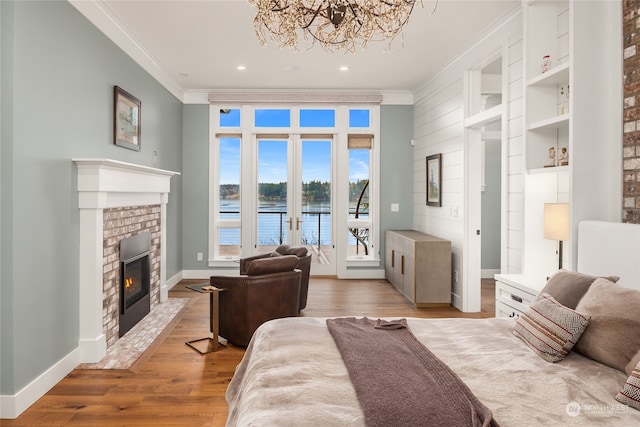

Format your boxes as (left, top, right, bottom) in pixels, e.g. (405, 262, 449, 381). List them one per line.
(74, 159, 179, 363)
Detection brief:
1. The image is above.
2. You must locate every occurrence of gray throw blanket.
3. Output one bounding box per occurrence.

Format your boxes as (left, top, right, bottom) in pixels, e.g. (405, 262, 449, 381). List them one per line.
(326, 317, 498, 427)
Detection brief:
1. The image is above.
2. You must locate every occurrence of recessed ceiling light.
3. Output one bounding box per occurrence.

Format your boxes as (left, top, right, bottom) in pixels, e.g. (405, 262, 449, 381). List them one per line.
(237, 65, 246, 71)
(340, 66, 349, 71)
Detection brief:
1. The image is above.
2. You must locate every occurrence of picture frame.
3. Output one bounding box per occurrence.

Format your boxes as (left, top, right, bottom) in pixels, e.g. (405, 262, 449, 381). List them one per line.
(426, 153, 442, 207)
(114, 86, 141, 151)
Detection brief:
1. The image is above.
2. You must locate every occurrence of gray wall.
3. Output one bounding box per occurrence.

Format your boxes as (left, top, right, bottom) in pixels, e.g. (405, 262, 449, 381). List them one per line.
(1, 0, 183, 395)
(182, 105, 210, 269)
(481, 140, 501, 270)
(378, 105, 414, 263)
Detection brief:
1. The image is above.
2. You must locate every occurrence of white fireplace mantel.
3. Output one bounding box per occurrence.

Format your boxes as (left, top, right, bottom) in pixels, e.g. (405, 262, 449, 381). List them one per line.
(73, 159, 180, 362)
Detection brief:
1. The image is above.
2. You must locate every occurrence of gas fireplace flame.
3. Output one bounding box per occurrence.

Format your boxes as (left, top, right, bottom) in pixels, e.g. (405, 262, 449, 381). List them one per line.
(124, 277, 136, 293)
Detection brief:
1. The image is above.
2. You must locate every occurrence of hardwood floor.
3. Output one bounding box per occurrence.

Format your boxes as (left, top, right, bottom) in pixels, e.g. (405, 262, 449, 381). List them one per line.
(3, 278, 495, 426)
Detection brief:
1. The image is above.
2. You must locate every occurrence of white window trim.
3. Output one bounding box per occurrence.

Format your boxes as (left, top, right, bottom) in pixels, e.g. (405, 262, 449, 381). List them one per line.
(208, 103, 381, 274)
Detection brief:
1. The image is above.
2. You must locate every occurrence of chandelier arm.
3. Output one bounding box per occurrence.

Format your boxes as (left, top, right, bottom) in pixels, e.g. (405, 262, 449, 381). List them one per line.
(300, 4, 325, 30)
(346, 2, 364, 27)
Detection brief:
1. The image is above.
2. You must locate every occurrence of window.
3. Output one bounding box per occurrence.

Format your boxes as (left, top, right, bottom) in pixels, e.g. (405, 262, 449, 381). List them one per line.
(213, 135, 241, 260)
(300, 109, 335, 127)
(347, 134, 372, 258)
(220, 108, 240, 127)
(209, 103, 380, 274)
(349, 109, 370, 127)
(255, 109, 290, 127)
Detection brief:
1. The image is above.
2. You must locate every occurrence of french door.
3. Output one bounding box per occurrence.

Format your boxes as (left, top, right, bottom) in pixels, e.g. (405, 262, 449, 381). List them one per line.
(255, 135, 336, 275)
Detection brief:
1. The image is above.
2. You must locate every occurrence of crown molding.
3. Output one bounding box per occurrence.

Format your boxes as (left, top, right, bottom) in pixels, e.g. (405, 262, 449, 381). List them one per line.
(68, 0, 185, 102)
(183, 89, 412, 105)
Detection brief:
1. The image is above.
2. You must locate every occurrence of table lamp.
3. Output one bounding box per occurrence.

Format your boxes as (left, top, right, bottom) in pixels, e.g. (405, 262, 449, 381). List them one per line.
(543, 203, 569, 270)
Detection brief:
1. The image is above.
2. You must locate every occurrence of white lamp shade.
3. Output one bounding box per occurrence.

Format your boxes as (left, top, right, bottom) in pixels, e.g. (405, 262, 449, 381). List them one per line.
(544, 203, 569, 241)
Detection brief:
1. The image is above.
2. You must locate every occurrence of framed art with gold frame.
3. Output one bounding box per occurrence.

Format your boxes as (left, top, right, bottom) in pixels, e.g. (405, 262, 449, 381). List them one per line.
(114, 86, 141, 151)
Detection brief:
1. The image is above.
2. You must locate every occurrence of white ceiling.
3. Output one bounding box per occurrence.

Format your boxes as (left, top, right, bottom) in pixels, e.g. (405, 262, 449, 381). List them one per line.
(71, 0, 519, 101)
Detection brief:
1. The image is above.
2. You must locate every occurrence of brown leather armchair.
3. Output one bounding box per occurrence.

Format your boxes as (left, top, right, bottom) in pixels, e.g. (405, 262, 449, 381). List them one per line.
(212, 255, 301, 347)
(239, 245, 312, 311)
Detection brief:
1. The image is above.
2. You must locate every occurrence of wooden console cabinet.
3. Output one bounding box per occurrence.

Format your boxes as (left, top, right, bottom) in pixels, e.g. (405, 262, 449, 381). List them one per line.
(385, 230, 451, 307)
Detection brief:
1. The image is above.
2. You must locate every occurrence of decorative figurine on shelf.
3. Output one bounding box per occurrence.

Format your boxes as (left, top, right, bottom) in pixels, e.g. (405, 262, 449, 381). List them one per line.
(545, 146, 556, 168)
(558, 147, 569, 166)
(542, 55, 551, 73)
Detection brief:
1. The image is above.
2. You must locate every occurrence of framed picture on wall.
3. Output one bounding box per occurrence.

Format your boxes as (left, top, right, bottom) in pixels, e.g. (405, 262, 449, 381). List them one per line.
(426, 153, 442, 207)
(114, 86, 141, 151)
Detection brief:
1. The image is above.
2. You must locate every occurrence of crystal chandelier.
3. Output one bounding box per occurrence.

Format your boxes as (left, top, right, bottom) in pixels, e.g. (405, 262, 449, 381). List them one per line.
(249, 0, 426, 52)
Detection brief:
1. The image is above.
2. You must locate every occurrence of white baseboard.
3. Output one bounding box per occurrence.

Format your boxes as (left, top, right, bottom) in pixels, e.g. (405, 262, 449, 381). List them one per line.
(181, 269, 238, 279)
(166, 271, 184, 290)
(451, 292, 463, 311)
(481, 269, 500, 279)
(339, 269, 386, 280)
(179, 268, 387, 281)
(0, 347, 81, 419)
(78, 334, 107, 363)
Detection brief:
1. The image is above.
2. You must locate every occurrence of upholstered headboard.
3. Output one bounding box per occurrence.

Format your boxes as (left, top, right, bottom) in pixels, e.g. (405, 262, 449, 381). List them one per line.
(577, 221, 640, 290)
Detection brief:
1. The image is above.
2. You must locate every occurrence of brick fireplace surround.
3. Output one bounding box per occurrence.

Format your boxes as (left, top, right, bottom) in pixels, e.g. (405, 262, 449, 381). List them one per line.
(74, 159, 179, 363)
(104, 205, 161, 347)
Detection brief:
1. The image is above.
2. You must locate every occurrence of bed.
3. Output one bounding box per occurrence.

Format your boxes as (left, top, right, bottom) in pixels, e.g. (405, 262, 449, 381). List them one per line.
(226, 221, 640, 426)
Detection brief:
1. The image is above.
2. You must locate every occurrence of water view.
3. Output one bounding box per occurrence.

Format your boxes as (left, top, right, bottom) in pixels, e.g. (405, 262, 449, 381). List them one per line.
(219, 199, 368, 248)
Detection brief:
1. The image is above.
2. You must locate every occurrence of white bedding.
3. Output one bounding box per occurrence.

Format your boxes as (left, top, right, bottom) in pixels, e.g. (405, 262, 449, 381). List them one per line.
(226, 317, 640, 426)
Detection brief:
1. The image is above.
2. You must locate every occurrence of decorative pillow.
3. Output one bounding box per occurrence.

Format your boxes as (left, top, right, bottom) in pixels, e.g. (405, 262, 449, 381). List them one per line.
(616, 361, 640, 411)
(574, 278, 640, 372)
(513, 293, 590, 363)
(627, 350, 640, 376)
(245, 255, 299, 276)
(540, 270, 620, 309)
(276, 244, 308, 258)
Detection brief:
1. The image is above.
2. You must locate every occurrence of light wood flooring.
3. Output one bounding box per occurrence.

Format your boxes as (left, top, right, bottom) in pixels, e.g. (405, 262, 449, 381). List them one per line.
(3, 278, 495, 426)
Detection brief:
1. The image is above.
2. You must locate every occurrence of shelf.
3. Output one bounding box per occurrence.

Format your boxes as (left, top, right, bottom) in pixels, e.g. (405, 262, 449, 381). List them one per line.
(527, 165, 570, 174)
(463, 104, 503, 129)
(527, 62, 570, 87)
(528, 114, 569, 131)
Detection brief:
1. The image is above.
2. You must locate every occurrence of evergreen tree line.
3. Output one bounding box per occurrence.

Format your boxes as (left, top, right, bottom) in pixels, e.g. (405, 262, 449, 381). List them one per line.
(219, 179, 368, 203)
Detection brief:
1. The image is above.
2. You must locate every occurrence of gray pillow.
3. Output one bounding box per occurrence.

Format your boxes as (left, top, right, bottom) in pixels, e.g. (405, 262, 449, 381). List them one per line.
(574, 278, 640, 372)
(539, 270, 619, 309)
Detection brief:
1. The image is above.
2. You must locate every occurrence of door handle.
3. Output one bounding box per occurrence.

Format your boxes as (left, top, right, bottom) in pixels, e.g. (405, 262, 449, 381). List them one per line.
(296, 217, 302, 231)
(286, 217, 293, 231)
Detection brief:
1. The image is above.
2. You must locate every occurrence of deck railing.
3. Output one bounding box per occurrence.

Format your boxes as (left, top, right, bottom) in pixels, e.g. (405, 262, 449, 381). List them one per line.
(219, 208, 368, 249)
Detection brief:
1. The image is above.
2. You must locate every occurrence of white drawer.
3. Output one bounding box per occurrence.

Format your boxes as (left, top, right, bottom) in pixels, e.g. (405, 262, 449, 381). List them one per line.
(495, 281, 537, 312)
(495, 300, 521, 319)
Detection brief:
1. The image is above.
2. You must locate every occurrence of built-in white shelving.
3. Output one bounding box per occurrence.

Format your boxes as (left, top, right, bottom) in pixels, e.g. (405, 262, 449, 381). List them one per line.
(522, 0, 622, 279)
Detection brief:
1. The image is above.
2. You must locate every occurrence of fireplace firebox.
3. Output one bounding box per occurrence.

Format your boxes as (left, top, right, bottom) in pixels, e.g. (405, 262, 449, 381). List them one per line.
(119, 232, 151, 337)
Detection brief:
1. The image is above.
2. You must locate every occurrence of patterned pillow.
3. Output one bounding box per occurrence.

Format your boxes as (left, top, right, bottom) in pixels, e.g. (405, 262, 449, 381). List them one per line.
(513, 293, 591, 363)
(616, 361, 640, 411)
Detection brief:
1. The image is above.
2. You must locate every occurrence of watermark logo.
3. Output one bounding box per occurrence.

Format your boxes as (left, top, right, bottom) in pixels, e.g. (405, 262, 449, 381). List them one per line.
(566, 401, 627, 418)
(566, 401, 581, 417)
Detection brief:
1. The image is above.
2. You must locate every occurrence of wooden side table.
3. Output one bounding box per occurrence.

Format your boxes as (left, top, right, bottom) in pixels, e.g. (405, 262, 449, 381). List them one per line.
(185, 283, 227, 354)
